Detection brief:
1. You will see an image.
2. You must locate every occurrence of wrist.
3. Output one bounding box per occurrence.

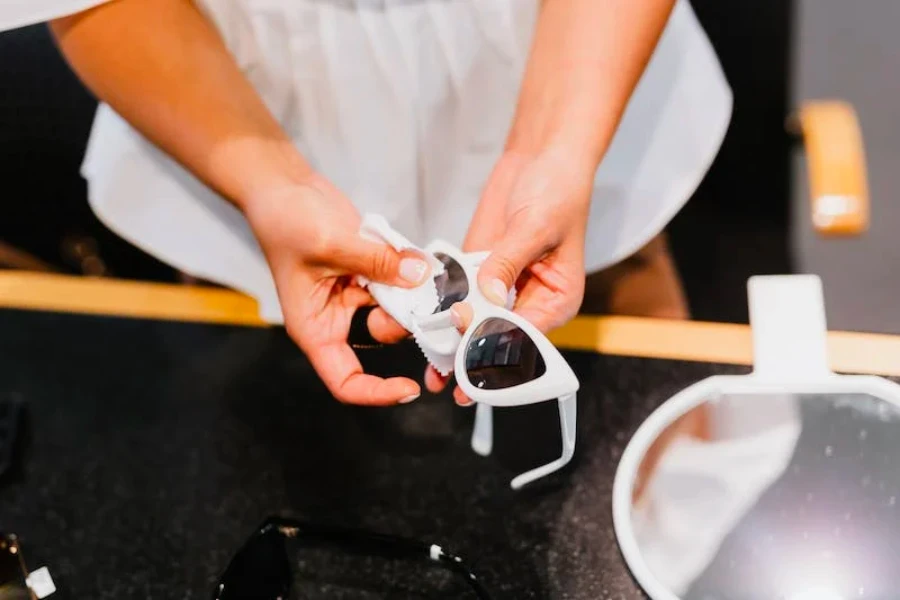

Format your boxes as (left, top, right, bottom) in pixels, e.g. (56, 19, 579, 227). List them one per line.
(222, 137, 317, 213)
(505, 91, 616, 183)
(499, 143, 598, 209)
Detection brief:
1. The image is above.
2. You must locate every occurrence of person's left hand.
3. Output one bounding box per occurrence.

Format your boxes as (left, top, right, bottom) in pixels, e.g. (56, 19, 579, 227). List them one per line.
(425, 148, 595, 404)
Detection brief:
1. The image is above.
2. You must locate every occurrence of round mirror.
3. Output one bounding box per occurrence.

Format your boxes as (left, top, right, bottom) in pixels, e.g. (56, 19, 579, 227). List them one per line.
(614, 383, 900, 600)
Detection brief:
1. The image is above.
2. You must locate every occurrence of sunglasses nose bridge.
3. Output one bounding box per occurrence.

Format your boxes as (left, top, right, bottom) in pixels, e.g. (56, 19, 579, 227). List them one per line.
(416, 310, 457, 332)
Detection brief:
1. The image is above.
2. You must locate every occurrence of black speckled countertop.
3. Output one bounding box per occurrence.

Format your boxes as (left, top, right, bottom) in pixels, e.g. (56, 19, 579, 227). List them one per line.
(0, 309, 747, 599)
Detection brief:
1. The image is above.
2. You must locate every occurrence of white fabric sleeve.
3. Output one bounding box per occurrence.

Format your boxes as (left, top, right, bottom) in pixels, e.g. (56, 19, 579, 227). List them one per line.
(0, 0, 112, 33)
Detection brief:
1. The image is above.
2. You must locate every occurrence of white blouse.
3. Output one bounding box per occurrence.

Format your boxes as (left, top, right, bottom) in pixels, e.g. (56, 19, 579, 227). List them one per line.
(2, 0, 732, 323)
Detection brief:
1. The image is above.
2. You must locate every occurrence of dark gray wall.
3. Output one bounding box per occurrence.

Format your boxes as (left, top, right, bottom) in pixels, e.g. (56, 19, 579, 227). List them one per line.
(670, 1, 795, 323)
(791, 1, 900, 333)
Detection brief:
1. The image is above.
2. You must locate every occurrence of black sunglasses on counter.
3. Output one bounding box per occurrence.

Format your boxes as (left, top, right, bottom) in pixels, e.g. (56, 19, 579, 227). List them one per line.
(212, 516, 492, 600)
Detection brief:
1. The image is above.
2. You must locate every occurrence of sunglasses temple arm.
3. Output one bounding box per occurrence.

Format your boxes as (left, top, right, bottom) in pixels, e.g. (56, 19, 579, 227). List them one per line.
(432, 548, 494, 600)
(264, 518, 493, 599)
(267, 519, 479, 567)
(471, 403, 493, 456)
(282, 528, 431, 561)
(329, 534, 490, 599)
(509, 394, 577, 490)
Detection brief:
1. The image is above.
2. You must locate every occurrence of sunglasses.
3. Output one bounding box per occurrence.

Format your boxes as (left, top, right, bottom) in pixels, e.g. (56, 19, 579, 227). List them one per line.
(411, 241, 580, 489)
(212, 516, 492, 600)
(357, 215, 580, 489)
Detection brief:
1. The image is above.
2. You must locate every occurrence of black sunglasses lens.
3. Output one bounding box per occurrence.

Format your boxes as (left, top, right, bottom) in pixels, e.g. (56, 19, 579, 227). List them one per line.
(464, 317, 546, 390)
(214, 528, 291, 600)
(433, 252, 469, 312)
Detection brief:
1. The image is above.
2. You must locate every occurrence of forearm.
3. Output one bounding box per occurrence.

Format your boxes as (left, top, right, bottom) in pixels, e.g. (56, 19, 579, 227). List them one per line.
(507, 0, 676, 174)
(50, 0, 311, 210)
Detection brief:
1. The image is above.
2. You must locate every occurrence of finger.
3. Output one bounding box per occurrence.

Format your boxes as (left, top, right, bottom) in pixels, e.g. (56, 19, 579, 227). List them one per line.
(327, 235, 431, 287)
(477, 219, 551, 306)
(336, 373, 420, 406)
(514, 304, 560, 335)
(453, 386, 474, 407)
(463, 154, 526, 251)
(526, 259, 572, 290)
(341, 280, 376, 305)
(463, 202, 507, 252)
(367, 307, 409, 344)
(514, 261, 584, 333)
(510, 274, 563, 333)
(308, 342, 420, 406)
(424, 366, 450, 393)
(449, 302, 474, 333)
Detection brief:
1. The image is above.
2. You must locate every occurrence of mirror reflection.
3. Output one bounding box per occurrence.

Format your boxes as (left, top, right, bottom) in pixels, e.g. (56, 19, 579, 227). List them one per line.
(629, 392, 900, 600)
(465, 318, 546, 390)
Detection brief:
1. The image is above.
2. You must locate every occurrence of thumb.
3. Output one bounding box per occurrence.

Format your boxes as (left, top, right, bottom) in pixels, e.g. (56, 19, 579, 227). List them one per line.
(477, 226, 550, 305)
(329, 236, 431, 287)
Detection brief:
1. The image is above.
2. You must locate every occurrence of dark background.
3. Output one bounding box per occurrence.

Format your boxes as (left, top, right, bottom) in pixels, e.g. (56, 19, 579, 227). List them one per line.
(0, 1, 796, 322)
(0, 307, 751, 600)
(668, 0, 795, 323)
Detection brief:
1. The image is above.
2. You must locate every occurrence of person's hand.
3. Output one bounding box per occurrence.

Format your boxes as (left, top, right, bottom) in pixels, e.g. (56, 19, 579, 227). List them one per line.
(244, 174, 431, 405)
(425, 149, 594, 404)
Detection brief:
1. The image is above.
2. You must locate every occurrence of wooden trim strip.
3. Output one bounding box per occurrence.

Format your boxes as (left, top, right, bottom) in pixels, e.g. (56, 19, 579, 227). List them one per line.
(548, 316, 900, 377)
(548, 316, 753, 366)
(1, 272, 899, 376)
(0, 272, 266, 326)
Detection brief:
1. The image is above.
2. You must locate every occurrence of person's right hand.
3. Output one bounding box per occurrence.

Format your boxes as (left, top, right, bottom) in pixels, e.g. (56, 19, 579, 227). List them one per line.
(243, 174, 431, 406)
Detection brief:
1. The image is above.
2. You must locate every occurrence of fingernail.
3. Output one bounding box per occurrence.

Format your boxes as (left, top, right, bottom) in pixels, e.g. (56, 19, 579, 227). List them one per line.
(450, 305, 464, 330)
(457, 397, 474, 407)
(399, 393, 420, 404)
(399, 258, 428, 284)
(483, 278, 508, 305)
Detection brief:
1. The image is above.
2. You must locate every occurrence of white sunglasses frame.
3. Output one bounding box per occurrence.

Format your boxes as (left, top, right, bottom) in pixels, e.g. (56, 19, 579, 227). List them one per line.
(413, 241, 580, 489)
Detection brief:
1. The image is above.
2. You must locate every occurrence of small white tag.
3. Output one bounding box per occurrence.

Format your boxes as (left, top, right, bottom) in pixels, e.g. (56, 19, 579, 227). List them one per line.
(429, 544, 442, 561)
(26, 566, 56, 598)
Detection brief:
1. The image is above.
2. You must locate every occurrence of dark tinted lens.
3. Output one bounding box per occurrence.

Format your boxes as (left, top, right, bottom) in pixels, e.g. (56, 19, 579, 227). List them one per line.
(464, 318, 546, 390)
(432, 253, 469, 312)
(0, 535, 30, 600)
(214, 527, 291, 600)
